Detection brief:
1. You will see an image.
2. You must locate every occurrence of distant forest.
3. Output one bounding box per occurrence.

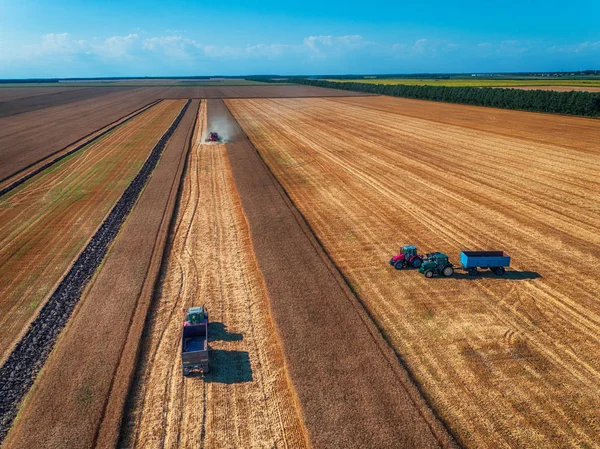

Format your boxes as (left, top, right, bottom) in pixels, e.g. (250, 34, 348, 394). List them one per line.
(248, 77, 600, 118)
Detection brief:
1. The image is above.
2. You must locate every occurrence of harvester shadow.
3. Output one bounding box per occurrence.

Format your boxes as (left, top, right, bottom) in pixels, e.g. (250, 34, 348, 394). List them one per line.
(204, 350, 253, 384)
(451, 270, 542, 280)
(208, 321, 243, 342)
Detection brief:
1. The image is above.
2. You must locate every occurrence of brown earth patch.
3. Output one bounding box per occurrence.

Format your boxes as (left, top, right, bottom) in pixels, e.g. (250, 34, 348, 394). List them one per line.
(0, 87, 136, 118)
(0, 88, 170, 181)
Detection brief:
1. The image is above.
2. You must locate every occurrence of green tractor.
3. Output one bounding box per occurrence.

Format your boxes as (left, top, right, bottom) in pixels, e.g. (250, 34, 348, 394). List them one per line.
(418, 252, 454, 278)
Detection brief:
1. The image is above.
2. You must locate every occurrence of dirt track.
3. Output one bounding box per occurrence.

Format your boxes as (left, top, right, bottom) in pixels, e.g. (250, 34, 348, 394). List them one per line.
(2, 100, 196, 449)
(217, 99, 454, 448)
(0, 100, 184, 363)
(227, 96, 600, 448)
(121, 100, 308, 449)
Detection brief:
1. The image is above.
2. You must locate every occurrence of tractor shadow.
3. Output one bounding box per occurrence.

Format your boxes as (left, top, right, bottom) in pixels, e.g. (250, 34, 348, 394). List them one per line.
(451, 270, 542, 280)
(208, 321, 243, 342)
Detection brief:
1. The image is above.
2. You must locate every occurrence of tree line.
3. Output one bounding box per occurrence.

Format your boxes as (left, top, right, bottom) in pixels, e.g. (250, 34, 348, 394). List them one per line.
(248, 77, 600, 118)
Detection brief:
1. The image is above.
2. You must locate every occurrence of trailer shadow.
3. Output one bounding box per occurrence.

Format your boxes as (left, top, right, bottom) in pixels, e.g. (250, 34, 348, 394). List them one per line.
(451, 270, 542, 280)
(208, 321, 243, 342)
(204, 349, 253, 384)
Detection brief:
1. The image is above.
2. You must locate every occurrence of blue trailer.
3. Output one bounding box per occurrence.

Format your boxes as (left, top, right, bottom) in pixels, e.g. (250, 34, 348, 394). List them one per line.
(459, 251, 510, 276)
(182, 306, 209, 376)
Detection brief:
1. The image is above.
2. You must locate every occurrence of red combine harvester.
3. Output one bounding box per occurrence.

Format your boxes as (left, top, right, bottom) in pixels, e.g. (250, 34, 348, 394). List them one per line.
(205, 132, 221, 142)
(389, 245, 424, 269)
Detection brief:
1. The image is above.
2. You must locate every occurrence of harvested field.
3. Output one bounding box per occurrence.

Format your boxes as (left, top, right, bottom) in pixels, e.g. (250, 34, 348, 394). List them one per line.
(121, 100, 308, 449)
(2, 100, 195, 449)
(0, 86, 134, 118)
(0, 86, 86, 101)
(0, 87, 169, 181)
(216, 100, 454, 448)
(147, 84, 372, 99)
(227, 97, 600, 448)
(0, 99, 185, 363)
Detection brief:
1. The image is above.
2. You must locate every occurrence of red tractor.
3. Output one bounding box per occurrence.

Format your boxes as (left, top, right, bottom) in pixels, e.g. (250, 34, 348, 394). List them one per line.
(205, 132, 221, 142)
(389, 245, 423, 269)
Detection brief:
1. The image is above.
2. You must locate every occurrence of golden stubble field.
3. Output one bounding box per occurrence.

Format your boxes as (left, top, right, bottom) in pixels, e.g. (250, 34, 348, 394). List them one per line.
(226, 96, 600, 448)
(121, 101, 308, 449)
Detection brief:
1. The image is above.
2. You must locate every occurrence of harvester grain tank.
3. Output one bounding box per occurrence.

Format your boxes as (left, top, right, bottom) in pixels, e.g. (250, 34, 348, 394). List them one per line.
(389, 245, 423, 269)
(418, 252, 454, 278)
(181, 306, 209, 376)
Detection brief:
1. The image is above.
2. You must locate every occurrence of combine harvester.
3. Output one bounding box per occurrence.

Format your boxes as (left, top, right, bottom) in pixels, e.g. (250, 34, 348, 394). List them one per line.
(205, 132, 223, 143)
(181, 306, 209, 376)
(391, 245, 511, 278)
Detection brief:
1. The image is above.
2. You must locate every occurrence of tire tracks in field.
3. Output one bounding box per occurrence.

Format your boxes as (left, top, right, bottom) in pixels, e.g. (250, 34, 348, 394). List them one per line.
(226, 97, 600, 448)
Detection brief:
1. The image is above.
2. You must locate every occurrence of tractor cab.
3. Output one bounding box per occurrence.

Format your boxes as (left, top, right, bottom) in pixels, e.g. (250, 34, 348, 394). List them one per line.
(185, 306, 208, 326)
(402, 245, 418, 258)
(419, 252, 454, 278)
(389, 245, 423, 270)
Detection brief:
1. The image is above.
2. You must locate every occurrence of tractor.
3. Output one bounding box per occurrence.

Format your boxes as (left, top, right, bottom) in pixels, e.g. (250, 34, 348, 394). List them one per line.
(418, 252, 454, 278)
(389, 245, 423, 270)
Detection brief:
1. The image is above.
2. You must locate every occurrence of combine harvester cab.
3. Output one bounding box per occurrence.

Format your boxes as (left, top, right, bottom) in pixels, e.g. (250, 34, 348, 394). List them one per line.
(182, 306, 209, 376)
(460, 251, 510, 276)
(389, 245, 423, 269)
(418, 252, 454, 278)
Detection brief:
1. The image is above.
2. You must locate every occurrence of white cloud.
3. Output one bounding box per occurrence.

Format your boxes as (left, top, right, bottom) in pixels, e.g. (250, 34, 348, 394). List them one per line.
(94, 34, 139, 58)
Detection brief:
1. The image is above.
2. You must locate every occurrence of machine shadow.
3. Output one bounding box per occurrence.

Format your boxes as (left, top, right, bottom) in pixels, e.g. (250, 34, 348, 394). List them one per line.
(204, 349, 253, 384)
(209, 321, 243, 342)
(451, 270, 542, 280)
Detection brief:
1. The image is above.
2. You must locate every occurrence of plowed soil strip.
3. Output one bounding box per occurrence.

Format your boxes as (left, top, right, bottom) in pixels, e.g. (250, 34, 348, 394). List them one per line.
(226, 97, 600, 448)
(214, 99, 454, 449)
(0, 100, 184, 363)
(0, 99, 161, 195)
(1, 100, 193, 449)
(121, 100, 308, 449)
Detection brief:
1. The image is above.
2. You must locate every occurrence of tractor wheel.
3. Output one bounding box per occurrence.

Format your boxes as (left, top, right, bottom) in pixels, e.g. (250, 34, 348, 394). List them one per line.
(442, 266, 454, 277)
(468, 268, 478, 277)
(424, 270, 434, 278)
(394, 261, 404, 270)
(411, 257, 422, 268)
(494, 267, 506, 276)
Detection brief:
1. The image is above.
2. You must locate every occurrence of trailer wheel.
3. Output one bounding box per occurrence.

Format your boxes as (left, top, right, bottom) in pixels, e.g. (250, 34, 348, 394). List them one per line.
(424, 270, 434, 278)
(394, 261, 404, 270)
(468, 268, 478, 277)
(442, 266, 454, 277)
(494, 267, 506, 276)
(411, 257, 422, 268)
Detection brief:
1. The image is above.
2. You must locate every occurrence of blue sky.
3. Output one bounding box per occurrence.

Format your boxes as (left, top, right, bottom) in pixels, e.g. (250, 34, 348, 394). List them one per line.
(1, 0, 599, 78)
